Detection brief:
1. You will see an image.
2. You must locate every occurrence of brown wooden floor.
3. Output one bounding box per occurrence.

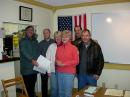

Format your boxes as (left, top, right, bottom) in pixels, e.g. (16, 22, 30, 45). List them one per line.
(36, 88, 78, 97)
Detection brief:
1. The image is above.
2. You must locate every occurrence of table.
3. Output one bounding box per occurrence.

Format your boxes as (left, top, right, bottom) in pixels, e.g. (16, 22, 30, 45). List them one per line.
(72, 87, 124, 97)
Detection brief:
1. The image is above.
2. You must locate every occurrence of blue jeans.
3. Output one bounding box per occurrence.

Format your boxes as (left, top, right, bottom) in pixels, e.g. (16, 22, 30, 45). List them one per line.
(50, 72, 58, 97)
(57, 72, 75, 97)
(78, 74, 97, 90)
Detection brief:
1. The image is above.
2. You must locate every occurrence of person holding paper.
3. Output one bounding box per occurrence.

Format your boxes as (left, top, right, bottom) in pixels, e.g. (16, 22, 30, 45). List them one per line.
(77, 29, 104, 90)
(46, 31, 62, 97)
(19, 26, 39, 97)
(38, 28, 54, 97)
(56, 30, 79, 97)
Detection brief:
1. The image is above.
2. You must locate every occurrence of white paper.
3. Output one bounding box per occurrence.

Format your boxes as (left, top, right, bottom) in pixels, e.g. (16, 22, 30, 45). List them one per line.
(84, 86, 97, 94)
(33, 55, 51, 74)
(124, 91, 130, 97)
(0, 38, 3, 60)
(84, 93, 94, 97)
(105, 89, 123, 96)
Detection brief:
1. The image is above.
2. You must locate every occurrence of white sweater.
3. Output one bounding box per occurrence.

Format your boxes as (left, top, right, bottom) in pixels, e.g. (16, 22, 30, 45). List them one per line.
(46, 43, 57, 73)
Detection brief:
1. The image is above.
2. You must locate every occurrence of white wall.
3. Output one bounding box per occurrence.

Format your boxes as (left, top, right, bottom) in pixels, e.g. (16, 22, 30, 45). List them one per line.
(0, 0, 53, 42)
(54, 2, 130, 90)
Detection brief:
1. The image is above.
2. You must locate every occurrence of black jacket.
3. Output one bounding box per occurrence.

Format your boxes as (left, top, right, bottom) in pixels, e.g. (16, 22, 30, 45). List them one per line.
(72, 37, 82, 47)
(77, 39, 104, 76)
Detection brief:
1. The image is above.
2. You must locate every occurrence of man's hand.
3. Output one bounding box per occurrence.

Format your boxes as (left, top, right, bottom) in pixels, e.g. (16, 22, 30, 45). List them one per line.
(32, 59, 39, 66)
(93, 74, 99, 80)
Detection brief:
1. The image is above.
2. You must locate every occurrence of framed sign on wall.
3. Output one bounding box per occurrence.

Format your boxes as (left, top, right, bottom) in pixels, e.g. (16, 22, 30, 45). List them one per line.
(19, 6, 32, 22)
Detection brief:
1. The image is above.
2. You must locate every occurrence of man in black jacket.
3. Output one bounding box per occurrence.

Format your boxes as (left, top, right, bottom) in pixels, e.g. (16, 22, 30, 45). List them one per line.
(73, 26, 82, 47)
(77, 29, 104, 90)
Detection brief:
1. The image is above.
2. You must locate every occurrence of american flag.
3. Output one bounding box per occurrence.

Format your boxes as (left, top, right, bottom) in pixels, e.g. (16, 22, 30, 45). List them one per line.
(58, 14, 87, 31)
(58, 16, 73, 31)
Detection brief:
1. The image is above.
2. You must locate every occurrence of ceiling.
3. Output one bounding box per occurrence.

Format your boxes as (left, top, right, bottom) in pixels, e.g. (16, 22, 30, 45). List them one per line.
(35, 0, 101, 6)
(17, 0, 130, 11)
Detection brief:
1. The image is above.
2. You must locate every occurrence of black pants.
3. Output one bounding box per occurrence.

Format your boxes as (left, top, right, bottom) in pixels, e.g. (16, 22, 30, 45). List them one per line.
(41, 73, 48, 97)
(22, 74, 37, 97)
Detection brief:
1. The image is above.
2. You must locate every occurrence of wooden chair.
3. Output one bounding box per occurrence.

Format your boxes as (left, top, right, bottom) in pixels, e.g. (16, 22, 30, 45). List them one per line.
(1, 76, 29, 97)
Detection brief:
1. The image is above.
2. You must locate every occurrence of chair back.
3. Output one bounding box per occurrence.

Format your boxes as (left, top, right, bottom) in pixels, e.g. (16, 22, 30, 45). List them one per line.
(1, 76, 29, 97)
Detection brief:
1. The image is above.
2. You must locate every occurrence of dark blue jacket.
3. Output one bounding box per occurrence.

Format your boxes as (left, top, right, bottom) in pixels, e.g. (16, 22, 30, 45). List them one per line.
(19, 36, 39, 75)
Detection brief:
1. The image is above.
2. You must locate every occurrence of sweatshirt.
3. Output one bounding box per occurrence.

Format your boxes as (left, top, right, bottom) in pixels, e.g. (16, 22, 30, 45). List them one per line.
(56, 42, 79, 74)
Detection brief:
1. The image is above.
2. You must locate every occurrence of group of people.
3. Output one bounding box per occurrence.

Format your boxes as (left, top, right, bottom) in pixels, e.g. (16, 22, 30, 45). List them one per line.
(19, 25, 104, 97)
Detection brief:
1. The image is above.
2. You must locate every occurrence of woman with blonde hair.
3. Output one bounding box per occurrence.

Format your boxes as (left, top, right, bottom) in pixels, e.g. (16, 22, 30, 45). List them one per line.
(56, 30, 79, 97)
(46, 31, 62, 97)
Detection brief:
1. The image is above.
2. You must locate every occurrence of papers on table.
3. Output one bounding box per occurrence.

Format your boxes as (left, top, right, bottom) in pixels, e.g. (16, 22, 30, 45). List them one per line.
(33, 55, 51, 74)
(124, 91, 130, 97)
(84, 86, 98, 97)
(84, 93, 94, 97)
(84, 86, 97, 94)
(105, 89, 123, 96)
